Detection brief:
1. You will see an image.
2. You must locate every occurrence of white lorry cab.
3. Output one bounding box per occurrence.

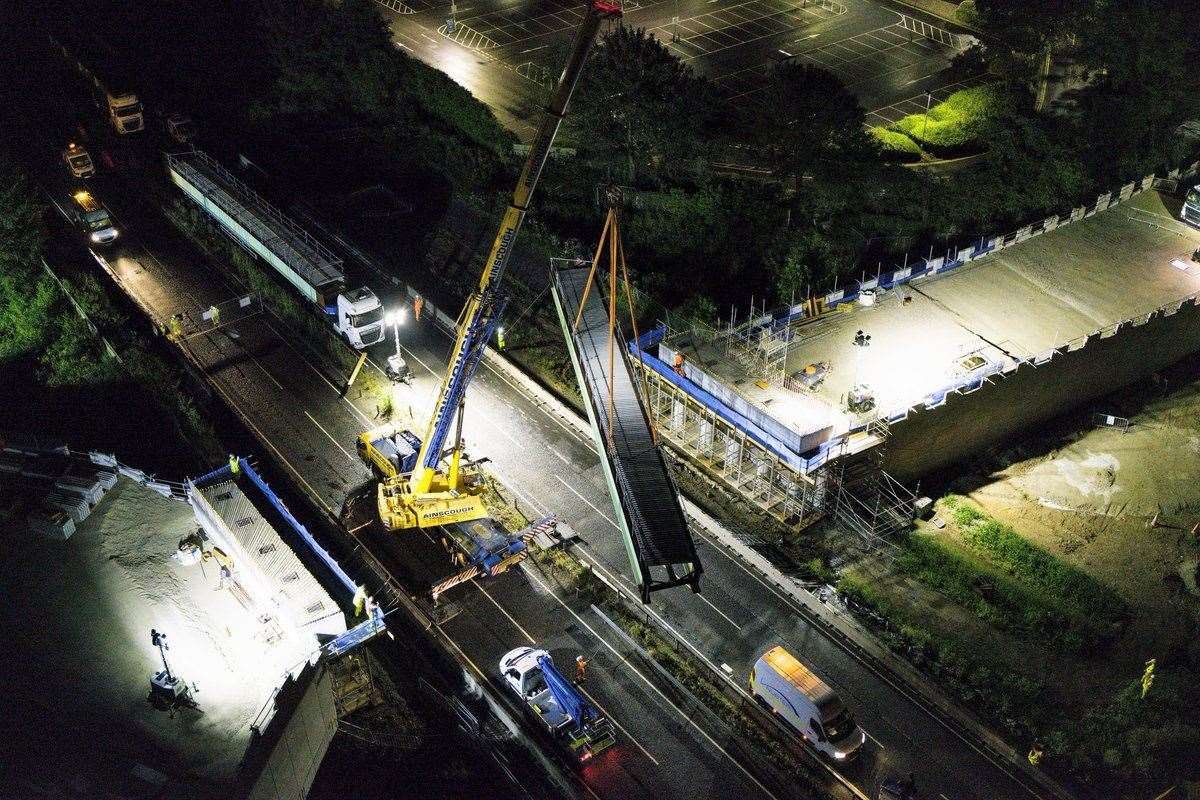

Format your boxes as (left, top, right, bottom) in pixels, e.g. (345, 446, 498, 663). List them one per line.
(750, 646, 866, 761)
(499, 646, 616, 763)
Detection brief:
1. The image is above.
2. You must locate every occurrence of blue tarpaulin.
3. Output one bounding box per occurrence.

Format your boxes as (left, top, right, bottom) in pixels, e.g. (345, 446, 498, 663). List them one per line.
(631, 343, 811, 472)
(191, 457, 359, 600)
(538, 655, 595, 729)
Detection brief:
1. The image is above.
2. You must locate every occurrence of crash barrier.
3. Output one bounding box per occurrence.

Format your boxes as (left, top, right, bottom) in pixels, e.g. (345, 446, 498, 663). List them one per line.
(40, 258, 124, 365)
(2, 436, 189, 502)
(723, 159, 1200, 343)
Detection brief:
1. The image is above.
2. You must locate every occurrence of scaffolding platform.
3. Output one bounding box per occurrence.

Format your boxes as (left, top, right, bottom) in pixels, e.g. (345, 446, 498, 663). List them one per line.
(552, 265, 702, 601)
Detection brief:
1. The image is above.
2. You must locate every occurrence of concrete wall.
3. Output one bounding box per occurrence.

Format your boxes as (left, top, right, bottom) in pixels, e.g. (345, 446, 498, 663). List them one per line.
(883, 296, 1200, 482)
(245, 662, 338, 800)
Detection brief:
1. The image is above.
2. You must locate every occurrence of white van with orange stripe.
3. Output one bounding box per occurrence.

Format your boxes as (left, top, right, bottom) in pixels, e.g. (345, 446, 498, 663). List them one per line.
(750, 646, 866, 761)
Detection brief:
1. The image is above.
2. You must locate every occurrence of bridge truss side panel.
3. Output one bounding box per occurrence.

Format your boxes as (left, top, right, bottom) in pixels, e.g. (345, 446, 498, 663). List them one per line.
(551, 265, 702, 600)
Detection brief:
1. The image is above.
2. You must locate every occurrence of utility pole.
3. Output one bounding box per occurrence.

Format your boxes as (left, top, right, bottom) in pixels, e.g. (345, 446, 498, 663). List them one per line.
(922, 91, 932, 222)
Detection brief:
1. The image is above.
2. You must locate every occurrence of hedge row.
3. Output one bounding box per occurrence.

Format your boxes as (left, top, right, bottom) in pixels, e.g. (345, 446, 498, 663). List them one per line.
(870, 126, 923, 163)
(836, 572, 1052, 736)
(880, 84, 1013, 160)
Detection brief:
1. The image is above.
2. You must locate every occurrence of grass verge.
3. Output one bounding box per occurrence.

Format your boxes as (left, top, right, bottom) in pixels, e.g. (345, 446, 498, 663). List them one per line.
(879, 84, 1013, 160)
(943, 495, 1126, 624)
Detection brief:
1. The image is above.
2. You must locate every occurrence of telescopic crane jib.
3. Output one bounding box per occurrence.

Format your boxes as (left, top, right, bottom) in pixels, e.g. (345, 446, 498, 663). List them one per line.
(371, 0, 623, 531)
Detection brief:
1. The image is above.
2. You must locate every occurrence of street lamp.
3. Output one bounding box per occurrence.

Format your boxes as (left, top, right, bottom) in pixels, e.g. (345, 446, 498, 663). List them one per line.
(848, 329, 875, 414)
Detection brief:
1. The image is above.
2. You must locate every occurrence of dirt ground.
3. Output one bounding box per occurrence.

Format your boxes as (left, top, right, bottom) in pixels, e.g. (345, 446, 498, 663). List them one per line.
(843, 368, 1200, 795)
(962, 380, 1200, 613)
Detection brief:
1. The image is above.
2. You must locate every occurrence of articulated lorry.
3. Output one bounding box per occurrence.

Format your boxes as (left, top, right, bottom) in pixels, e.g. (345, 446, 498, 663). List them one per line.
(50, 33, 144, 135)
(166, 150, 385, 349)
(500, 646, 616, 763)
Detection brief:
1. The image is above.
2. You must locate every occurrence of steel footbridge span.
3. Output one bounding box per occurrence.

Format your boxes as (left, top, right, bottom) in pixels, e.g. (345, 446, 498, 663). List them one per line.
(552, 264, 703, 601)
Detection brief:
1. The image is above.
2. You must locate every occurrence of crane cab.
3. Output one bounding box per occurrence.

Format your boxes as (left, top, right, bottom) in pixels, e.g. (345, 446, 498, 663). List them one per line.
(376, 472, 489, 529)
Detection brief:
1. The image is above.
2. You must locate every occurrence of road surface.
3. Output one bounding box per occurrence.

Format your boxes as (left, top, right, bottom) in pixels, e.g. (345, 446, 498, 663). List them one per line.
(68, 156, 1049, 800)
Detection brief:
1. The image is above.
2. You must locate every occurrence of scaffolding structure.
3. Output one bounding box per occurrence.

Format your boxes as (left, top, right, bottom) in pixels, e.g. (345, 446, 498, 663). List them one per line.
(722, 319, 791, 384)
(638, 363, 826, 529)
(828, 418, 916, 548)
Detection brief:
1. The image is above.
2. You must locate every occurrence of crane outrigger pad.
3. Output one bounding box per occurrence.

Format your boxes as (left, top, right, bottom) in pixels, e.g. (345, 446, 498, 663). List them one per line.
(552, 265, 702, 601)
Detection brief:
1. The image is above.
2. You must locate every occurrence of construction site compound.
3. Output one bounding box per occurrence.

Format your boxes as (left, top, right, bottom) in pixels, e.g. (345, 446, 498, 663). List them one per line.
(636, 179, 1200, 542)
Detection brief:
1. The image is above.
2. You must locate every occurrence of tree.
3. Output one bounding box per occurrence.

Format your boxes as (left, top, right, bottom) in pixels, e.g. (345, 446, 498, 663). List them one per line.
(568, 26, 723, 184)
(754, 63, 872, 179)
(975, 0, 1095, 54)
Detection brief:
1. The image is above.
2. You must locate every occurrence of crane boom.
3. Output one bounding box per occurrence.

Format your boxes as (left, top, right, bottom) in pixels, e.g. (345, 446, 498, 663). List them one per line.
(375, 0, 621, 530)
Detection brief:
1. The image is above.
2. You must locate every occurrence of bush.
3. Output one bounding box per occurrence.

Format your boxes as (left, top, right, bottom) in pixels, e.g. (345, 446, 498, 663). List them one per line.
(897, 533, 1102, 650)
(887, 85, 1014, 158)
(837, 571, 1052, 736)
(942, 496, 1126, 624)
(870, 127, 923, 163)
(1064, 672, 1200, 775)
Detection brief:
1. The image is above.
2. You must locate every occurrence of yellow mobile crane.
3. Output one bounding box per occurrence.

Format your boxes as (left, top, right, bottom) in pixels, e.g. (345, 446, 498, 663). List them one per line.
(362, 0, 622, 530)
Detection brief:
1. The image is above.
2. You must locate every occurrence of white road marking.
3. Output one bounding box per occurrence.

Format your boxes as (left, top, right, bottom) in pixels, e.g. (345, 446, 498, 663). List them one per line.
(522, 567, 782, 800)
(305, 411, 358, 463)
(555, 475, 620, 531)
(476, 581, 537, 643)
(698, 593, 741, 628)
(577, 685, 661, 765)
(500, 474, 551, 517)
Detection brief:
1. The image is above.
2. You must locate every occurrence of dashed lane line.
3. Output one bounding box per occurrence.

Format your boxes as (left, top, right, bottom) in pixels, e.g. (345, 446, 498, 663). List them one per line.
(576, 684, 661, 766)
(554, 474, 621, 531)
(305, 410, 359, 464)
(522, 566, 782, 800)
(476, 580, 538, 644)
